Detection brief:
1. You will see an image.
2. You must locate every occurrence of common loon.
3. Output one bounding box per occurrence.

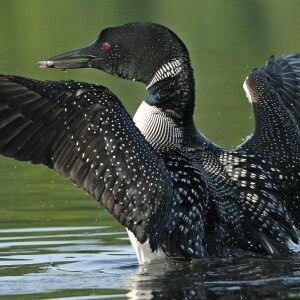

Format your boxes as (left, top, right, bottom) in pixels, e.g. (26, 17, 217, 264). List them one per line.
(0, 22, 300, 264)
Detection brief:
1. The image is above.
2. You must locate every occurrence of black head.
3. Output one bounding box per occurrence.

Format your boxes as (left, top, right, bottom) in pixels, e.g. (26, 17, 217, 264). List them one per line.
(39, 22, 190, 87)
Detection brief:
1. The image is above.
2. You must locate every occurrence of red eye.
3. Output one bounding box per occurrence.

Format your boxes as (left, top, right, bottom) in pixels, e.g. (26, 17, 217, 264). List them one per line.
(101, 42, 110, 52)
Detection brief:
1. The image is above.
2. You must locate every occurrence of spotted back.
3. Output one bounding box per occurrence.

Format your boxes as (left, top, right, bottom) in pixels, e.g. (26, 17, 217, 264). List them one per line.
(190, 146, 298, 255)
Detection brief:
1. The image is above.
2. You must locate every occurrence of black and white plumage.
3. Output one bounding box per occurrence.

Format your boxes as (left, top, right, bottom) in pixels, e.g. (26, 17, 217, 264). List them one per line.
(0, 22, 299, 263)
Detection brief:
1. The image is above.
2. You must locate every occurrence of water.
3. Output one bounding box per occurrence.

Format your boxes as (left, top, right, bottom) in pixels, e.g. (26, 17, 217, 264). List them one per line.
(0, 226, 134, 298)
(1, 226, 300, 299)
(1, 0, 300, 299)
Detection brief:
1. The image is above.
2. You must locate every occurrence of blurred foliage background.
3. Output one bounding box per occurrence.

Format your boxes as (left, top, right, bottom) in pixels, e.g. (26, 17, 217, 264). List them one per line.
(0, 0, 299, 229)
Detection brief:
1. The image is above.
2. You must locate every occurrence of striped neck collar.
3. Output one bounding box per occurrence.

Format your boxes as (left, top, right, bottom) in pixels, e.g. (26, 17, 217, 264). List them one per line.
(146, 59, 183, 90)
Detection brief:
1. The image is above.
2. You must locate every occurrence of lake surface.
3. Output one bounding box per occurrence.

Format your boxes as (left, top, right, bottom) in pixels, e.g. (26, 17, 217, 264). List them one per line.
(1, 224, 300, 299)
(1, 1, 300, 299)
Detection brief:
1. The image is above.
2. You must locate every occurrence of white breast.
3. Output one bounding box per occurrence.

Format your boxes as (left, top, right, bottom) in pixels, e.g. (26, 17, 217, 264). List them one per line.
(133, 101, 182, 151)
(126, 101, 182, 264)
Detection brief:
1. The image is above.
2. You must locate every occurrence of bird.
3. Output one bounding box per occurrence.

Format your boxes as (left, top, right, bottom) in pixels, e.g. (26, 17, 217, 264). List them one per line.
(0, 22, 300, 264)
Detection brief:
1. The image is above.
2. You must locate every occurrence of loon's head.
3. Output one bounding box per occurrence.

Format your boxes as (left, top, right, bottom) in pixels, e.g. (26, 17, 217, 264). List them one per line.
(39, 22, 190, 89)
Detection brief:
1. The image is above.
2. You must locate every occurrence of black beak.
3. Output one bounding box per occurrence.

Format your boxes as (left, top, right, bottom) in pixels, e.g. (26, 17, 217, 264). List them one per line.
(38, 42, 98, 70)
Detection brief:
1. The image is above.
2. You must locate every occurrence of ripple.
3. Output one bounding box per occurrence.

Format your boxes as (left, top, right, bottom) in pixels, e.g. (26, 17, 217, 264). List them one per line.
(0, 226, 107, 234)
(1, 226, 300, 299)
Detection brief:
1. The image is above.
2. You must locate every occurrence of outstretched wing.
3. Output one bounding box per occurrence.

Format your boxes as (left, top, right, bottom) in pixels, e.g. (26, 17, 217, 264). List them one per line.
(0, 75, 175, 250)
(237, 54, 300, 227)
(239, 53, 300, 160)
(265, 53, 300, 125)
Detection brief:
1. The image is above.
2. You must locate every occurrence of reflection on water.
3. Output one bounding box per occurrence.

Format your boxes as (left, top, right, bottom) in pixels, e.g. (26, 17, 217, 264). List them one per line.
(130, 257, 300, 299)
(0, 226, 300, 299)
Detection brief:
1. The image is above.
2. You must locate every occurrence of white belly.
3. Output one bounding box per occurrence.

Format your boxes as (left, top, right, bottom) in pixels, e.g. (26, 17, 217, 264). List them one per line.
(126, 229, 166, 264)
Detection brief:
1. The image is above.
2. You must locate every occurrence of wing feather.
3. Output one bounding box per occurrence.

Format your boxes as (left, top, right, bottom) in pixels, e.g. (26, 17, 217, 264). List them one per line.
(265, 53, 300, 125)
(0, 75, 175, 250)
(237, 54, 300, 228)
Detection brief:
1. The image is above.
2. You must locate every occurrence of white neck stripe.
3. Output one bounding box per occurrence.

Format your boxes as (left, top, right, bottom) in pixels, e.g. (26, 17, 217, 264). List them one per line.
(146, 59, 183, 90)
